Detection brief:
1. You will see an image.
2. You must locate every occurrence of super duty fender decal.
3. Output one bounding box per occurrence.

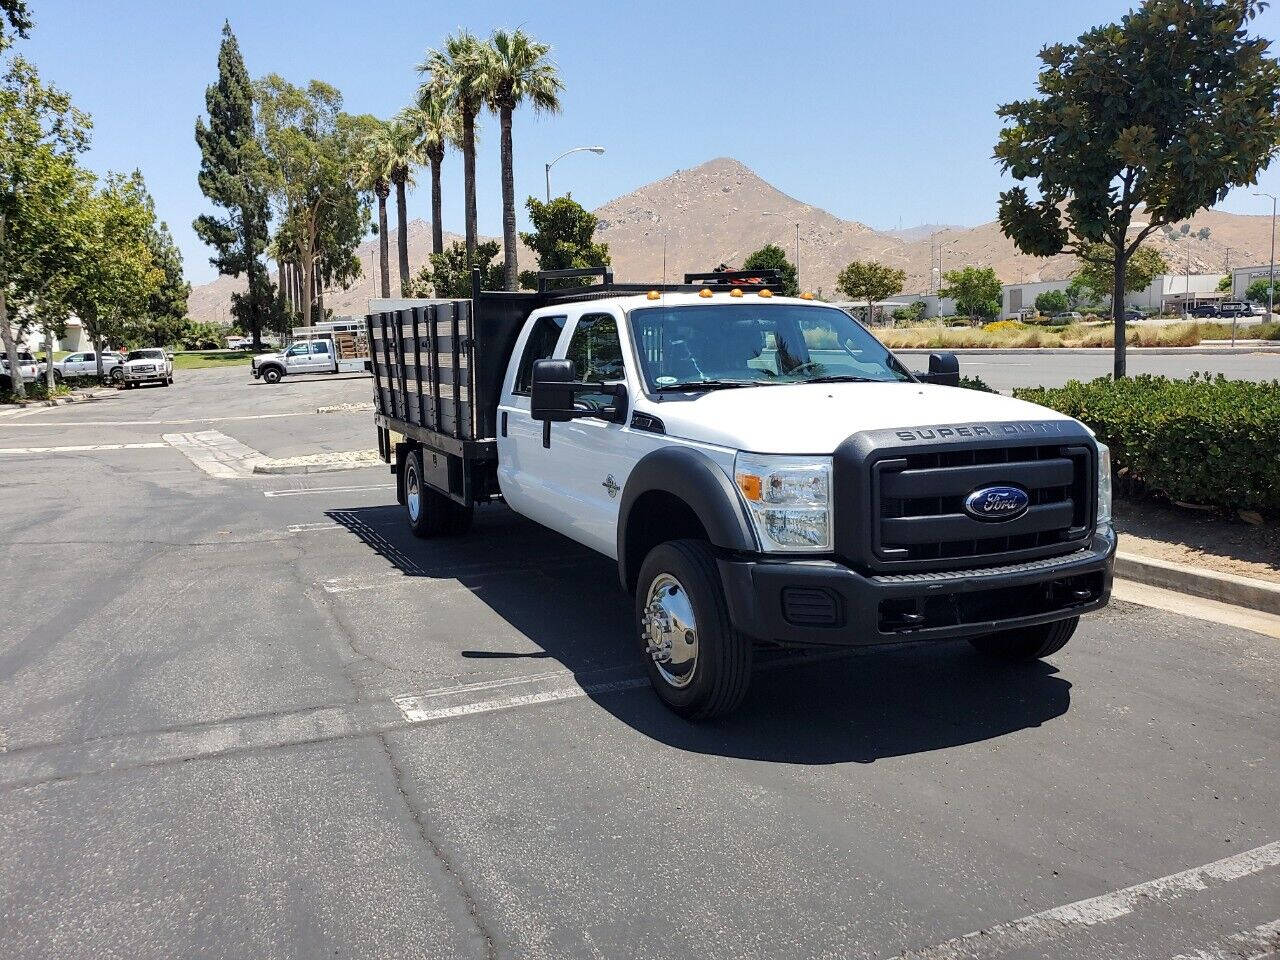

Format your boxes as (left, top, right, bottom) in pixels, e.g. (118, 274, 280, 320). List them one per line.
(616, 446, 756, 587)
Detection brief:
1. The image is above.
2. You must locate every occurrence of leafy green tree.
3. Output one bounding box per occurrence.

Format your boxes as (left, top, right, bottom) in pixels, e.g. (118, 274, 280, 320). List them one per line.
(355, 119, 394, 298)
(194, 22, 271, 349)
(420, 31, 487, 259)
(741, 244, 798, 296)
(404, 87, 458, 257)
(255, 76, 369, 326)
(70, 173, 163, 375)
(1072, 242, 1168, 303)
(0, 54, 91, 398)
(130, 216, 190, 347)
(1034, 289, 1069, 314)
(517, 194, 610, 290)
(480, 28, 563, 290)
(409, 239, 503, 298)
(939, 266, 1002, 322)
(1246, 277, 1278, 305)
(995, 0, 1280, 376)
(835, 260, 906, 324)
(0, 1, 31, 49)
(1218, 275, 1234, 293)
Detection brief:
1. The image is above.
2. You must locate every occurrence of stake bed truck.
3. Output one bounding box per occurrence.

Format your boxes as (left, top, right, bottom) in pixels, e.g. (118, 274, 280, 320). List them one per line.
(368, 268, 1115, 718)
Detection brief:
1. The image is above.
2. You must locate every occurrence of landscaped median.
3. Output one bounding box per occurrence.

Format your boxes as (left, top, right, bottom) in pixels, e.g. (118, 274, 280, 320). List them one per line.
(877, 320, 1280, 349)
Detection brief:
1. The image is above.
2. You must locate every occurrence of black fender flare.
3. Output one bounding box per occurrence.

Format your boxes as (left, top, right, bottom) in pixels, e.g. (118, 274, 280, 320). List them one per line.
(616, 446, 757, 590)
(258, 362, 285, 378)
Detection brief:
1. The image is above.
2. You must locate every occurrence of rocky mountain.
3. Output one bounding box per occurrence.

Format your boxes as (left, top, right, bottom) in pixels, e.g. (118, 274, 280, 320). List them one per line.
(187, 157, 1276, 322)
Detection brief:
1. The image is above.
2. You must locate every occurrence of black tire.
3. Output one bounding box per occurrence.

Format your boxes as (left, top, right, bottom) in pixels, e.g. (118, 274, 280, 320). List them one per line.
(262, 366, 282, 384)
(968, 616, 1078, 661)
(635, 539, 752, 720)
(109, 367, 123, 383)
(404, 448, 473, 538)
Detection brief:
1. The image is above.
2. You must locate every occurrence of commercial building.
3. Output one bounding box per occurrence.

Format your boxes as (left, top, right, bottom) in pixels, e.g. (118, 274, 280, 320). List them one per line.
(999, 273, 1227, 319)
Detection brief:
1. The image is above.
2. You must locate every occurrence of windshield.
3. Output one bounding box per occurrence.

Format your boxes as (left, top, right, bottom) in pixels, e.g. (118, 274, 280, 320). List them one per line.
(628, 303, 911, 390)
(127, 349, 165, 361)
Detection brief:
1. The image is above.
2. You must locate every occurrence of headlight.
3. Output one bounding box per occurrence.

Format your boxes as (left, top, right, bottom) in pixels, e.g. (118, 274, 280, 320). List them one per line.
(1096, 442, 1112, 526)
(734, 453, 832, 552)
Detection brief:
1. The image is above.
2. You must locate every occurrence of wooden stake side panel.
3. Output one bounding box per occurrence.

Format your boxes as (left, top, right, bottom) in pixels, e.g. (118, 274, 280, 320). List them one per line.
(368, 303, 475, 440)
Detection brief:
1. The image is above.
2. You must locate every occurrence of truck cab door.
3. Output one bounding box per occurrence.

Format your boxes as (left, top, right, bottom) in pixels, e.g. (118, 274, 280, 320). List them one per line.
(497, 313, 569, 531)
(551, 311, 641, 558)
(282, 342, 310, 373)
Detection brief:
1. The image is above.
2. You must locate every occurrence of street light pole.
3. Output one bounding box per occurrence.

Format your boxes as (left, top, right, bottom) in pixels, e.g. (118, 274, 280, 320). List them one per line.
(1257, 192, 1278, 318)
(545, 145, 605, 203)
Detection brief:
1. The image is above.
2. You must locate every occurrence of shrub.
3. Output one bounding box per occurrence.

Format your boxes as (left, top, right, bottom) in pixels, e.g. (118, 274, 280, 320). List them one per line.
(1015, 374, 1280, 515)
(958, 374, 996, 392)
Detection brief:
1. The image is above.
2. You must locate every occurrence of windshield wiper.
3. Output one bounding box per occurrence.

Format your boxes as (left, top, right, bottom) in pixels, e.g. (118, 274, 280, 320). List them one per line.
(654, 378, 764, 392)
(799, 375, 879, 384)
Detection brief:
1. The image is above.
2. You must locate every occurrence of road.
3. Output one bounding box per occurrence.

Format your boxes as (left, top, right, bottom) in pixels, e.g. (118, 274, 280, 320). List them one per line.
(0, 367, 1277, 959)
(894, 347, 1279, 391)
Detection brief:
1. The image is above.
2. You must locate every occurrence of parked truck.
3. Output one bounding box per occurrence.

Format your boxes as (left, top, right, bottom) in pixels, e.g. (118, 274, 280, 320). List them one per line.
(368, 268, 1115, 719)
(252, 321, 369, 384)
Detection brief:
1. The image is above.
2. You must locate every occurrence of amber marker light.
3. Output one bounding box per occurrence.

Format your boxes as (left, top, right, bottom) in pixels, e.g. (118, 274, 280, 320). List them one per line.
(729, 288, 744, 297)
(737, 473, 763, 501)
(646, 290, 661, 300)
(800, 291, 814, 300)
(698, 287, 714, 298)
(758, 288, 773, 298)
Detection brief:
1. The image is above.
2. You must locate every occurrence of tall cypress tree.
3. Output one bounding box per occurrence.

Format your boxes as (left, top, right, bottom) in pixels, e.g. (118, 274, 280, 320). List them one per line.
(193, 21, 270, 347)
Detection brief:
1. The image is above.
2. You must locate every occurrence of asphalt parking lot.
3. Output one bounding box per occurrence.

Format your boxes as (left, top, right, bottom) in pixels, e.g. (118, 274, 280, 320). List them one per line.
(0, 366, 1276, 959)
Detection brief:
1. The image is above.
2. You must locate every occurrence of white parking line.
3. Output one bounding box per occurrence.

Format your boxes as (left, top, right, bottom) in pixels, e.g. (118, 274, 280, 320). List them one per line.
(264, 484, 388, 498)
(892, 841, 1280, 959)
(0, 412, 314, 427)
(0, 442, 167, 453)
(1172, 918, 1280, 960)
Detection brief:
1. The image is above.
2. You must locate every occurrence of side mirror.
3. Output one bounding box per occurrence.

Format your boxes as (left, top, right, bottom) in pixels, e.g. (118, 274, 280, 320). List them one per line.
(530, 358, 629, 424)
(530, 358, 579, 422)
(916, 351, 959, 387)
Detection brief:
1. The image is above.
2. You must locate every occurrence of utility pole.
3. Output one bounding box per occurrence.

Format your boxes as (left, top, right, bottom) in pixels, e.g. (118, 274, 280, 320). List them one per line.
(1257, 192, 1278, 318)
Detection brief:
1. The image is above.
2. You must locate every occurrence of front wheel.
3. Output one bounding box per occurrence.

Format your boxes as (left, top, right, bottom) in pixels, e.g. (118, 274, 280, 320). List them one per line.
(109, 367, 123, 383)
(636, 539, 752, 720)
(968, 617, 1078, 661)
(262, 367, 282, 384)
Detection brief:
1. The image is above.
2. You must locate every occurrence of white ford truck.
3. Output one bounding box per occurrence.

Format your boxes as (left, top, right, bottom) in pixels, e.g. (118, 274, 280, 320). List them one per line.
(252, 323, 369, 384)
(368, 268, 1115, 719)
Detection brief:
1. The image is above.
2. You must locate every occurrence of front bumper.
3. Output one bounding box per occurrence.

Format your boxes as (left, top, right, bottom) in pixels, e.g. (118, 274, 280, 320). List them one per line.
(123, 369, 164, 381)
(719, 525, 1116, 646)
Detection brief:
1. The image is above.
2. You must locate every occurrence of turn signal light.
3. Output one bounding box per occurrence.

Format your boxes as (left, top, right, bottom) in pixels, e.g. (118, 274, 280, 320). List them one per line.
(737, 474, 763, 501)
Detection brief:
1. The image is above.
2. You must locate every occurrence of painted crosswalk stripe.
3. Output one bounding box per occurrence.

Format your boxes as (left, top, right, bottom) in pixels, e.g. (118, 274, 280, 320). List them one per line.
(0, 412, 315, 427)
(0, 442, 167, 453)
(163, 430, 266, 479)
(1171, 918, 1280, 960)
(891, 841, 1280, 959)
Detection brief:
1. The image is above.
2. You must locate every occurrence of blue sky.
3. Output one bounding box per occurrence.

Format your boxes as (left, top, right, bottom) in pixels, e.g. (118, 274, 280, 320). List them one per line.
(19, 0, 1280, 284)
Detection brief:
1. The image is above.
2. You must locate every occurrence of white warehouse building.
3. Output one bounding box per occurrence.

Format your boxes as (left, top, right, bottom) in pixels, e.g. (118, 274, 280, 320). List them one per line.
(1000, 272, 1227, 319)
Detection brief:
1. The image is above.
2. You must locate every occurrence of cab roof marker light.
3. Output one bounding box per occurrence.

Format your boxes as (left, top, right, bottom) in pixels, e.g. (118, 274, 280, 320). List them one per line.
(698, 288, 714, 298)
(758, 288, 773, 298)
(800, 291, 814, 300)
(646, 290, 661, 300)
(729, 288, 744, 298)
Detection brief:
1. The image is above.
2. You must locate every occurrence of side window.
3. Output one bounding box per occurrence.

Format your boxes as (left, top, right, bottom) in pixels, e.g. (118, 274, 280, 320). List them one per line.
(564, 313, 625, 411)
(513, 314, 566, 395)
(285, 343, 309, 358)
(68, 354, 85, 364)
(312, 341, 330, 355)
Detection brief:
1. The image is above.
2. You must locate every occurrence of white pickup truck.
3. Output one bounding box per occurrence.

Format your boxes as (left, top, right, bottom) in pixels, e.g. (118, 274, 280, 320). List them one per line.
(251, 325, 368, 384)
(369, 269, 1115, 719)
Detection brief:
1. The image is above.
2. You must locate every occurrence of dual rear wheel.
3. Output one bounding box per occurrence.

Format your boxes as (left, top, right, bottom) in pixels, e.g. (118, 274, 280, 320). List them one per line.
(403, 448, 472, 538)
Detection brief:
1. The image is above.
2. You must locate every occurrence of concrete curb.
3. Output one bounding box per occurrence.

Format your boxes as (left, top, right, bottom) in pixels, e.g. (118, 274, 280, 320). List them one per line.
(252, 452, 382, 476)
(1114, 551, 1280, 616)
(892, 346, 1280, 356)
(0, 388, 116, 411)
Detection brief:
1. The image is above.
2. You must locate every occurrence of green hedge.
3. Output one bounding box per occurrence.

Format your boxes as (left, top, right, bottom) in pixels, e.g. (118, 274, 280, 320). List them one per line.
(1015, 374, 1280, 515)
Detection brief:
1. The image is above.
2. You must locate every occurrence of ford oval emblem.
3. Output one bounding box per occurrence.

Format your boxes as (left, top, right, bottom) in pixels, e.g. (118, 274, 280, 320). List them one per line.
(964, 485, 1029, 522)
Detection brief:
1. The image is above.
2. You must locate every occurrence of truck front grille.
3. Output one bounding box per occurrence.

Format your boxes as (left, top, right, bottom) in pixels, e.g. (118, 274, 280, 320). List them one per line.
(873, 443, 1092, 565)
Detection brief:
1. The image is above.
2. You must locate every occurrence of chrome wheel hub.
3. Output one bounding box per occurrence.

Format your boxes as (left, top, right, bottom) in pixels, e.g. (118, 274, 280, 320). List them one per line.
(406, 467, 421, 523)
(642, 573, 698, 689)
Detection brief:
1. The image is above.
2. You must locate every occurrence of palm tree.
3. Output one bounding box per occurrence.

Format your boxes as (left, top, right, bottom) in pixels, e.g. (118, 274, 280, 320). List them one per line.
(480, 29, 563, 290)
(404, 90, 459, 257)
(419, 31, 486, 262)
(355, 123, 396, 298)
(386, 117, 423, 295)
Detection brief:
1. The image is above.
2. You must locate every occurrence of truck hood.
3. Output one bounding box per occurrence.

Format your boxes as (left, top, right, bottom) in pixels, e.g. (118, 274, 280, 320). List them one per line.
(643, 382, 1078, 454)
(253, 352, 283, 363)
(124, 358, 164, 367)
